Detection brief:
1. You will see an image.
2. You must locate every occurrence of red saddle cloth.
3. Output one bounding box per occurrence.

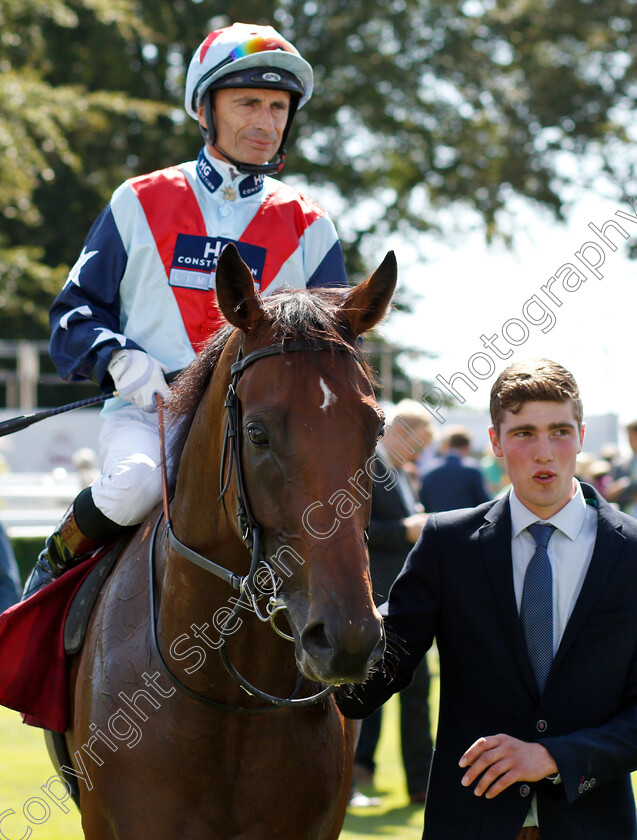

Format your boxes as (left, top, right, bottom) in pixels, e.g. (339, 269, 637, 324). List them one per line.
(0, 555, 101, 732)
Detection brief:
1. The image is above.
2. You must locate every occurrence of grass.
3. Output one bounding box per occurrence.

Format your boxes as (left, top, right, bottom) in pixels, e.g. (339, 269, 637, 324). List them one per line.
(0, 697, 423, 840)
(0, 695, 426, 840)
(339, 690, 428, 839)
(0, 705, 84, 839)
(2, 649, 636, 840)
(0, 677, 434, 840)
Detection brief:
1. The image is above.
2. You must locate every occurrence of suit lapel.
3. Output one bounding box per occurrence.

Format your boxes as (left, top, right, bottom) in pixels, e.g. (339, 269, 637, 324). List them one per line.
(478, 495, 539, 697)
(552, 492, 626, 670)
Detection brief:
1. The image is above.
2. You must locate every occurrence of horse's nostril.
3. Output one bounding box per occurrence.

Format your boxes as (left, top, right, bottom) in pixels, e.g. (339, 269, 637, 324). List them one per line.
(301, 623, 333, 658)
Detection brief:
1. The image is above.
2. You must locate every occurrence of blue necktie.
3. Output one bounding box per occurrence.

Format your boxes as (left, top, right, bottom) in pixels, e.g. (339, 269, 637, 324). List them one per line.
(521, 523, 556, 693)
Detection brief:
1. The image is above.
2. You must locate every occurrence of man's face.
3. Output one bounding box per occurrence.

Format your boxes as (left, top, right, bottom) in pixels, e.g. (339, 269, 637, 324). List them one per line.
(489, 400, 585, 519)
(199, 87, 291, 165)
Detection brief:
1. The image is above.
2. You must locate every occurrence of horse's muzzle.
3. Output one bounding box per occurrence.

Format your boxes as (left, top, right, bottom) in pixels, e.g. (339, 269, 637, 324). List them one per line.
(297, 616, 385, 685)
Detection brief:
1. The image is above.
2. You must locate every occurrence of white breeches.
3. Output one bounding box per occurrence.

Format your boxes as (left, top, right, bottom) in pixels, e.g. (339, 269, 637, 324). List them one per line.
(91, 405, 180, 527)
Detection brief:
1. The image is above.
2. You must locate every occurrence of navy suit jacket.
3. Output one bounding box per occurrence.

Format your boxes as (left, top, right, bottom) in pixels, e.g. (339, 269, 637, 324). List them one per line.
(337, 483, 637, 840)
(419, 451, 490, 512)
(367, 459, 416, 604)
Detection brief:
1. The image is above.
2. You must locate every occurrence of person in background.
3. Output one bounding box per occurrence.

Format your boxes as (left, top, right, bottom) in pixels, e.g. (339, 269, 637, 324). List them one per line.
(587, 459, 612, 497)
(604, 419, 637, 516)
(419, 425, 490, 512)
(0, 448, 22, 612)
(71, 447, 100, 491)
(0, 523, 21, 613)
(352, 400, 434, 807)
(481, 445, 510, 498)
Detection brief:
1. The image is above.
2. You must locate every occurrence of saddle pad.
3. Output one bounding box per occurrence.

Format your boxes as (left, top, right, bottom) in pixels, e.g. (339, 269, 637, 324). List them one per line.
(64, 539, 126, 655)
(0, 557, 101, 731)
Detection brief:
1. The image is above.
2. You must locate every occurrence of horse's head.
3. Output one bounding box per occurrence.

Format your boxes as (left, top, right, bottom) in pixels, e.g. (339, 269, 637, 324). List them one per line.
(210, 245, 396, 685)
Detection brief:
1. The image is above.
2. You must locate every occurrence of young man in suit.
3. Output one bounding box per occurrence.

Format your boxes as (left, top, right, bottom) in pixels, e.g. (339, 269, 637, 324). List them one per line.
(337, 358, 637, 840)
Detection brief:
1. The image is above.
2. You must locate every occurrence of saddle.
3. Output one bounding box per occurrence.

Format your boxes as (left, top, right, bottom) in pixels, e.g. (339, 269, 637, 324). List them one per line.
(63, 538, 127, 654)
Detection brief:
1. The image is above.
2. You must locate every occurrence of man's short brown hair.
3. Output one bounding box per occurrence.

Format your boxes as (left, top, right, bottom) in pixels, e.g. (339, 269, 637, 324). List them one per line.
(490, 359, 583, 434)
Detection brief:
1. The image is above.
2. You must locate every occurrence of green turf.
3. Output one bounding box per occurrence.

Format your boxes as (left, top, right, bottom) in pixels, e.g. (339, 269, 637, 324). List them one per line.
(339, 690, 427, 839)
(339, 648, 440, 838)
(2, 650, 636, 839)
(0, 705, 84, 839)
(0, 681, 428, 839)
(0, 698, 427, 840)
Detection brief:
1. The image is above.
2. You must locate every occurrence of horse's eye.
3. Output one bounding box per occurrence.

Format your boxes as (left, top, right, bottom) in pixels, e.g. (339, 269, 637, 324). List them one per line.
(378, 422, 386, 440)
(247, 426, 269, 447)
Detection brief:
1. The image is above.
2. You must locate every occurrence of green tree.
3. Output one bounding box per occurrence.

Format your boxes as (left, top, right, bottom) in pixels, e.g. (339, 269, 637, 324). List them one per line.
(282, 0, 636, 263)
(0, 0, 173, 343)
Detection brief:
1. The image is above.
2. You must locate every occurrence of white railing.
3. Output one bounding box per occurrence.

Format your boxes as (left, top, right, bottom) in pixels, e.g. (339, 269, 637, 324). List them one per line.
(0, 471, 82, 538)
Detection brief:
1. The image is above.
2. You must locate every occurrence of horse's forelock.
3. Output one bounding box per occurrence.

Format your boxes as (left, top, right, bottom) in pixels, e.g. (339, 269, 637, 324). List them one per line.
(255, 287, 359, 348)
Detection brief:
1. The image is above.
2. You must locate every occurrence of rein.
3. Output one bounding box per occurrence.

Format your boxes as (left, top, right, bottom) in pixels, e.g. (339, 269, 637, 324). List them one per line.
(152, 339, 354, 711)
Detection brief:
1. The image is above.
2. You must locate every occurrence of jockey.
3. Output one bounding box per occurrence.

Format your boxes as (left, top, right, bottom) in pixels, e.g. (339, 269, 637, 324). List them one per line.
(23, 22, 347, 597)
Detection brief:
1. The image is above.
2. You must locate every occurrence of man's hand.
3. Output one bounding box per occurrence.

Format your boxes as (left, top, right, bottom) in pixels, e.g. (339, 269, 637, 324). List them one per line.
(459, 734, 558, 799)
(108, 348, 170, 412)
(403, 512, 429, 544)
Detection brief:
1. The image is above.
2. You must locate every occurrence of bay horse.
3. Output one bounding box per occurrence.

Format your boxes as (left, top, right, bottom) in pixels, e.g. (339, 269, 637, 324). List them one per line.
(62, 244, 397, 839)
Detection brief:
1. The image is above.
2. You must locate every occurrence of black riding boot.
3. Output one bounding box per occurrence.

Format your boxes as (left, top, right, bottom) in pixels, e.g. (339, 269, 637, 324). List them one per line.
(22, 487, 128, 599)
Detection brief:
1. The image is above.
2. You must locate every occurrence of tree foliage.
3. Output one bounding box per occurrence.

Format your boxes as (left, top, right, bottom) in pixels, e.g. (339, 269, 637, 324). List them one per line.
(285, 0, 637, 259)
(1, 0, 635, 348)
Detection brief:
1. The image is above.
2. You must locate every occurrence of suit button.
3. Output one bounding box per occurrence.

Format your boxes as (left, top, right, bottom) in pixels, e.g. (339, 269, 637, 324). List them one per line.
(519, 784, 531, 797)
(590, 778, 596, 788)
(536, 719, 548, 733)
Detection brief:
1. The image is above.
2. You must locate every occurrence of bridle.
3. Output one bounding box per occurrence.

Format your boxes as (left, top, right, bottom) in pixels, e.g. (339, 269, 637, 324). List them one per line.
(151, 337, 358, 712)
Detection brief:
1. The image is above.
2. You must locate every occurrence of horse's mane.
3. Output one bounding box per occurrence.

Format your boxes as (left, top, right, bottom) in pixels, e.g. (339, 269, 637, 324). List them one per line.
(165, 287, 372, 460)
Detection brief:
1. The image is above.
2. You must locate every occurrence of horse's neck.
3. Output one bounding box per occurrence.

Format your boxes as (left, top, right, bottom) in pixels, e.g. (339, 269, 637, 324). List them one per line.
(155, 360, 299, 699)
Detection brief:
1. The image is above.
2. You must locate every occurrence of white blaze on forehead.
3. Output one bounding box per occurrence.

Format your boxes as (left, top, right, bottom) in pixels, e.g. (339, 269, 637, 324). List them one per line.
(319, 378, 337, 412)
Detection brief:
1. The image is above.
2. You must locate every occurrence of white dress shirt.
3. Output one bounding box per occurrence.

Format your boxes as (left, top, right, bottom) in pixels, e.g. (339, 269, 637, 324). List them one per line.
(507, 481, 598, 826)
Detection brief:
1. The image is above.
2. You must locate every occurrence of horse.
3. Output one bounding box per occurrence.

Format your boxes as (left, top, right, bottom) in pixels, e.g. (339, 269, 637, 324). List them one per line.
(61, 244, 397, 839)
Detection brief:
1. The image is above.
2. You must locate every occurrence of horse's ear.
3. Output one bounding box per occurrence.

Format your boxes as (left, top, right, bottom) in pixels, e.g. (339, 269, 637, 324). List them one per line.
(215, 243, 265, 333)
(340, 251, 397, 337)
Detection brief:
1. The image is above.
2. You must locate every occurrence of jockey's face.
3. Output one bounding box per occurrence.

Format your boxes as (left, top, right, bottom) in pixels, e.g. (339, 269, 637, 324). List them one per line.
(199, 87, 290, 166)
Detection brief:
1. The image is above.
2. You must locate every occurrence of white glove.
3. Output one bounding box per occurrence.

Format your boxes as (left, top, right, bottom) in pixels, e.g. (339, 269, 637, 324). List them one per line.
(108, 349, 170, 412)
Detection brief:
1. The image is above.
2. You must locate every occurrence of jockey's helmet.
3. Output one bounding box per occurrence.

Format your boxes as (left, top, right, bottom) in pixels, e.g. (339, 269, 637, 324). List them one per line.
(184, 23, 313, 175)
